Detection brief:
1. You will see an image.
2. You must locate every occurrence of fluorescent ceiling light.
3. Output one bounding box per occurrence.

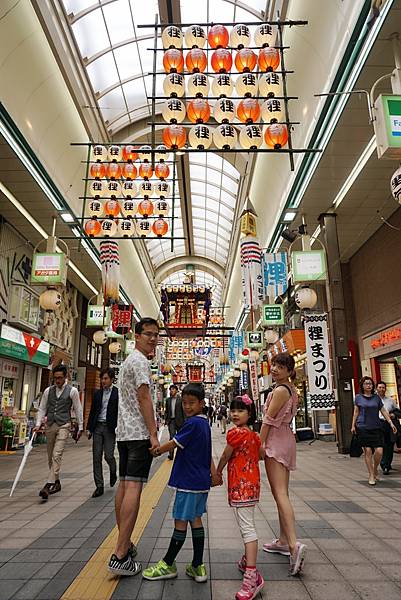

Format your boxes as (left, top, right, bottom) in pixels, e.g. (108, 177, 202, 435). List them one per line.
(333, 135, 376, 208)
(283, 211, 297, 222)
(60, 212, 75, 223)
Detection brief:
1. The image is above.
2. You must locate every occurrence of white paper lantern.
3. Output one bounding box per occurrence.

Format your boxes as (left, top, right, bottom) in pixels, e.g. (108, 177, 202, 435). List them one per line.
(89, 179, 106, 198)
(214, 124, 238, 149)
(230, 24, 251, 49)
(121, 180, 138, 198)
(106, 180, 121, 198)
(109, 341, 121, 354)
(240, 361, 248, 371)
(261, 98, 285, 123)
(100, 219, 118, 237)
(162, 25, 182, 49)
(187, 73, 209, 97)
(259, 72, 282, 98)
(295, 287, 318, 309)
(264, 329, 279, 344)
(107, 144, 122, 162)
(188, 124, 213, 149)
(88, 199, 104, 218)
(136, 219, 152, 237)
(214, 98, 235, 123)
(239, 125, 263, 149)
(118, 218, 135, 237)
(39, 289, 61, 312)
(120, 199, 137, 218)
(138, 145, 152, 162)
(154, 200, 169, 217)
(155, 181, 171, 198)
(162, 98, 186, 123)
(163, 73, 185, 97)
(254, 23, 276, 47)
(185, 25, 206, 48)
(155, 144, 170, 162)
(391, 166, 401, 202)
(91, 144, 107, 162)
(250, 350, 260, 360)
(140, 181, 154, 198)
(212, 74, 234, 97)
(93, 330, 107, 345)
(235, 73, 258, 97)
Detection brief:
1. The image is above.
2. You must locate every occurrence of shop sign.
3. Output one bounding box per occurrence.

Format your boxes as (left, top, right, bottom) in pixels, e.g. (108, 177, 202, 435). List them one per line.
(304, 314, 335, 410)
(0, 324, 50, 366)
(0, 359, 21, 379)
(240, 368, 249, 392)
(262, 252, 288, 298)
(248, 357, 259, 403)
(291, 250, 327, 283)
(31, 253, 66, 285)
(247, 331, 264, 349)
(125, 340, 136, 354)
(262, 304, 284, 326)
(374, 95, 401, 159)
(363, 322, 401, 358)
(370, 327, 401, 350)
(86, 305, 111, 327)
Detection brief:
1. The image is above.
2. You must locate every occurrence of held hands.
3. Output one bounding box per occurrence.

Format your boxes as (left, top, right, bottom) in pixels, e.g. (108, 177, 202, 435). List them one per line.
(149, 433, 160, 455)
(211, 472, 223, 487)
(259, 446, 266, 461)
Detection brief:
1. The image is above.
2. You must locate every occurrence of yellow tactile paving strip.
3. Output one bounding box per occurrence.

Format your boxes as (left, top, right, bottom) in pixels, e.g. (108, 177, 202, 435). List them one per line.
(61, 459, 172, 600)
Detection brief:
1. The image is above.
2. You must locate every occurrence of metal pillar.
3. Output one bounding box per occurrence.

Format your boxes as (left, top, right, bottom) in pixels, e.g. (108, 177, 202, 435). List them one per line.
(318, 213, 354, 454)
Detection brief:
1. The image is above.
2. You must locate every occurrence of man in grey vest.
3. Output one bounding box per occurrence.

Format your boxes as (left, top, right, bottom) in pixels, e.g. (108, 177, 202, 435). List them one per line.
(34, 364, 83, 500)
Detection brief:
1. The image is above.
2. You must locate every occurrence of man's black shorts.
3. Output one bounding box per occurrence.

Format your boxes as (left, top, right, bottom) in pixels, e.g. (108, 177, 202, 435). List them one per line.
(117, 439, 153, 483)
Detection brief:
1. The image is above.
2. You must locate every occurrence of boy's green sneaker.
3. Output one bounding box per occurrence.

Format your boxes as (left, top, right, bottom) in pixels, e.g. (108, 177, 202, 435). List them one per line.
(185, 563, 208, 583)
(142, 559, 177, 580)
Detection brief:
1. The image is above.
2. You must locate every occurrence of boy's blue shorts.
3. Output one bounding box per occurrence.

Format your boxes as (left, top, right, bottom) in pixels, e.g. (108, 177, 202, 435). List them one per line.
(172, 491, 208, 521)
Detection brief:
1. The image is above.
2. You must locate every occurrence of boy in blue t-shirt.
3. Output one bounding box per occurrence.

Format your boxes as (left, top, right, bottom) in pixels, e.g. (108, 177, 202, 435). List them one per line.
(143, 383, 221, 583)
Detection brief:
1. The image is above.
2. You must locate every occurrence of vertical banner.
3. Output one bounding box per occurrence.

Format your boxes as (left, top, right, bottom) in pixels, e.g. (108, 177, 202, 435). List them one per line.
(304, 313, 335, 409)
(240, 236, 264, 310)
(262, 251, 288, 298)
(248, 358, 260, 405)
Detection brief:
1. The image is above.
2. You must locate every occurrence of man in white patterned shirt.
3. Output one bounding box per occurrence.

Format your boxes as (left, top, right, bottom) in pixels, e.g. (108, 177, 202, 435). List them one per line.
(108, 317, 160, 577)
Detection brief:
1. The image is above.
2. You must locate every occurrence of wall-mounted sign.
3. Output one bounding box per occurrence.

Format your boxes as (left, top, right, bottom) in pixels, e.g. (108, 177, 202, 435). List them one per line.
(304, 313, 335, 410)
(247, 330, 263, 349)
(374, 94, 401, 159)
(363, 322, 401, 358)
(263, 252, 288, 298)
(86, 305, 111, 327)
(31, 253, 66, 285)
(0, 324, 50, 366)
(262, 304, 284, 326)
(125, 340, 136, 354)
(291, 250, 327, 283)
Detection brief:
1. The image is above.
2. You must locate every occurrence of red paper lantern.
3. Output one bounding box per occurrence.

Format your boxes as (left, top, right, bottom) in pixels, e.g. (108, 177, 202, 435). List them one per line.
(106, 163, 122, 180)
(211, 49, 232, 74)
(258, 47, 280, 72)
(122, 145, 138, 162)
(163, 49, 184, 73)
(155, 163, 170, 180)
(122, 163, 138, 180)
(237, 98, 260, 124)
(152, 218, 169, 237)
(162, 124, 187, 149)
(84, 219, 101, 237)
(187, 99, 211, 124)
(208, 24, 229, 49)
(90, 163, 105, 179)
(104, 199, 120, 218)
(264, 123, 289, 149)
(235, 48, 257, 73)
(139, 163, 154, 179)
(185, 48, 207, 73)
(138, 199, 154, 217)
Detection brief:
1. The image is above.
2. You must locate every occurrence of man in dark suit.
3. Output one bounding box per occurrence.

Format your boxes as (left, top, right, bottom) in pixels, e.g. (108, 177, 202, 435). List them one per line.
(165, 384, 185, 459)
(87, 367, 118, 497)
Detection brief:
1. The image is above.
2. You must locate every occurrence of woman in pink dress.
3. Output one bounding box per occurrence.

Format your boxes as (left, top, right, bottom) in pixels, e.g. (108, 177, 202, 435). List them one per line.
(259, 352, 306, 576)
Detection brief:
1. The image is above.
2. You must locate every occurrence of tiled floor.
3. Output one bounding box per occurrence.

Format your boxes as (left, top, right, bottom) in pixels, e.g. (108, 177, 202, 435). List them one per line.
(1, 429, 401, 599)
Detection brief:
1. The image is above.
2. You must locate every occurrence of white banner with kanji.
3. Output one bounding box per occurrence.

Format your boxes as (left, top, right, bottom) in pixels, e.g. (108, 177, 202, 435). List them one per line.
(240, 237, 264, 310)
(304, 313, 335, 410)
(262, 251, 288, 298)
(248, 357, 260, 405)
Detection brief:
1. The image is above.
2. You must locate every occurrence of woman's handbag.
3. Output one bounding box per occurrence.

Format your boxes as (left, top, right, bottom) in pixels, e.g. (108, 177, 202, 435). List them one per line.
(350, 433, 363, 457)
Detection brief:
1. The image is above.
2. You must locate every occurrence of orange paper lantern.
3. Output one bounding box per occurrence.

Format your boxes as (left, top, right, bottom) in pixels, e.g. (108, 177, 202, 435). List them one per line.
(139, 163, 154, 179)
(138, 199, 154, 217)
(258, 47, 280, 72)
(122, 163, 138, 180)
(104, 199, 120, 218)
(155, 163, 170, 180)
(264, 123, 289, 149)
(208, 24, 229, 49)
(162, 124, 187, 149)
(185, 48, 207, 73)
(90, 163, 105, 179)
(211, 48, 232, 73)
(106, 163, 122, 180)
(152, 218, 169, 237)
(122, 145, 138, 162)
(237, 98, 260, 124)
(163, 49, 184, 73)
(84, 219, 101, 237)
(235, 48, 257, 73)
(187, 98, 211, 124)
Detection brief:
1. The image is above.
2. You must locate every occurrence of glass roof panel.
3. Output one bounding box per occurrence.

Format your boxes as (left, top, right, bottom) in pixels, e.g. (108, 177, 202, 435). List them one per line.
(102, 1, 134, 45)
(71, 9, 109, 58)
(86, 52, 119, 92)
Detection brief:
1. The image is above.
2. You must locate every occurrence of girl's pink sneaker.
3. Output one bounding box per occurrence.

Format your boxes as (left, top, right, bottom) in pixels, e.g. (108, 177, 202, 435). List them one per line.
(235, 568, 264, 600)
(237, 555, 247, 573)
(263, 538, 290, 556)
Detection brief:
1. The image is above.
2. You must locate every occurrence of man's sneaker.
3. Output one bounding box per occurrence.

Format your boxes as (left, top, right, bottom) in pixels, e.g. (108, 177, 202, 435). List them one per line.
(185, 563, 208, 582)
(238, 555, 247, 573)
(108, 553, 142, 577)
(143, 559, 177, 580)
(129, 542, 137, 558)
(49, 480, 61, 495)
(236, 568, 264, 600)
(263, 538, 290, 556)
(289, 542, 307, 576)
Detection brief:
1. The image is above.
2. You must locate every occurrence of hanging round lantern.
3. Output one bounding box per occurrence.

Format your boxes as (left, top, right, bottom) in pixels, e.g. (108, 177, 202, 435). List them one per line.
(88, 199, 104, 218)
(104, 199, 120, 218)
(212, 74, 234, 97)
(152, 218, 169, 237)
(39, 289, 62, 312)
(261, 98, 285, 123)
(106, 180, 121, 198)
(154, 200, 169, 217)
(121, 180, 138, 198)
(107, 144, 122, 162)
(187, 73, 209, 97)
(214, 98, 235, 123)
(264, 123, 288, 149)
(187, 98, 211, 124)
(89, 179, 106, 197)
(188, 124, 213, 149)
(162, 25, 183, 49)
(250, 350, 260, 360)
(185, 25, 206, 48)
(235, 48, 257, 73)
(109, 341, 121, 354)
(138, 145, 152, 162)
(211, 48, 232, 73)
(163, 73, 185, 97)
(121, 199, 137, 218)
(239, 360, 248, 371)
(255, 23, 276, 48)
(258, 47, 280, 72)
(295, 287, 318, 309)
(213, 124, 238, 149)
(139, 163, 153, 179)
(118, 218, 135, 237)
(139, 181, 154, 198)
(155, 144, 169, 162)
(100, 219, 118, 237)
(122, 145, 138, 162)
(138, 199, 154, 217)
(155, 163, 170, 180)
(391, 166, 401, 202)
(230, 24, 251, 49)
(136, 219, 152, 237)
(155, 181, 171, 198)
(106, 162, 122, 180)
(264, 329, 279, 344)
(237, 98, 260, 124)
(93, 330, 108, 345)
(162, 124, 187, 149)
(162, 98, 186, 123)
(84, 219, 101, 237)
(91, 144, 107, 162)
(121, 163, 138, 180)
(186, 48, 207, 73)
(163, 48, 184, 73)
(90, 163, 105, 179)
(208, 24, 229, 49)
(239, 125, 263, 149)
(235, 72, 258, 97)
(259, 72, 282, 98)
